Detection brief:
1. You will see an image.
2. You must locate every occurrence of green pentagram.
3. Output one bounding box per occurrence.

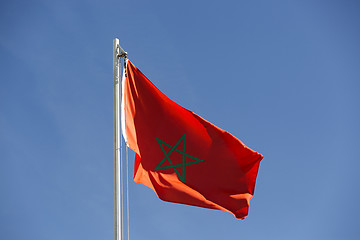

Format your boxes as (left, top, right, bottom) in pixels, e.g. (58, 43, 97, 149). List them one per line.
(154, 133, 204, 183)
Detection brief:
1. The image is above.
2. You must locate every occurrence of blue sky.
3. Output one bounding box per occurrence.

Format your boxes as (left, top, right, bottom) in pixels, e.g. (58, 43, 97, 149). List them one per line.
(1, 0, 359, 239)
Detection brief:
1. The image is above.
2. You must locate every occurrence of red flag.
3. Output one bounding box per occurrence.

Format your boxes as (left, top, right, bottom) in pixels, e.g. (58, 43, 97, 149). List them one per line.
(121, 59, 263, 219)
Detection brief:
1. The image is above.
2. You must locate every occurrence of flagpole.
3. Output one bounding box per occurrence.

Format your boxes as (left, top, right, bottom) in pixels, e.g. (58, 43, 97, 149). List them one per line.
(113, 38, 127, 240)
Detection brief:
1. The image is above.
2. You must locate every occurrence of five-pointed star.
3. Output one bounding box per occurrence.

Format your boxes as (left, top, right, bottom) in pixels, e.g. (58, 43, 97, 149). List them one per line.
(154, 133, 204, 183)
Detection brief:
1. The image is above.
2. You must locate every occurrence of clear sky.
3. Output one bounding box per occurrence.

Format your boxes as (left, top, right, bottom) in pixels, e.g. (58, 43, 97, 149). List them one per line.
(1, 0, 359, 239)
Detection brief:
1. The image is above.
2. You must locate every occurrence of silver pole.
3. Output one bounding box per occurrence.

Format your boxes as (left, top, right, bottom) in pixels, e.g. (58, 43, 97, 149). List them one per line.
(113, 38, 127, 240)
(113, 38, 121, 240)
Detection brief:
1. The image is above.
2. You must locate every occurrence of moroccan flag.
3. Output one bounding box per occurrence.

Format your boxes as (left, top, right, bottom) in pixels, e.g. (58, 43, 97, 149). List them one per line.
(121, 59, 263, 219)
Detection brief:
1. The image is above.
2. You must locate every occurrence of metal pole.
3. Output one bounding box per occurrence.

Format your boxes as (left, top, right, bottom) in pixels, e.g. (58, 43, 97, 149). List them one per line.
(113, 38, 127, 240)
(113, 38, 121, 240)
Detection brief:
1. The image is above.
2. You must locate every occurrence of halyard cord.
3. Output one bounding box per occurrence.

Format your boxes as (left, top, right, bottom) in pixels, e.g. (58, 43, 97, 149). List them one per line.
(121, 56, 129, 240)
(126, 144, 130, 240)
(124, 56, 130, 240)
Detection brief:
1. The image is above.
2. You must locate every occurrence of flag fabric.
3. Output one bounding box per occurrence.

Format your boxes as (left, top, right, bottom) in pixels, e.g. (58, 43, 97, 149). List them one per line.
(121, 59, 263, 219)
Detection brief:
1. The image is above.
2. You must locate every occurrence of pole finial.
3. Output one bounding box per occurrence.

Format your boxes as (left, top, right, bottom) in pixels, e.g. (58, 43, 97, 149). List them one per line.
(113, 38, 127, 58)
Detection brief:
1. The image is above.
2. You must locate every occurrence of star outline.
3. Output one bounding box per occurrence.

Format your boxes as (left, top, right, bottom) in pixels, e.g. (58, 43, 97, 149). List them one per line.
(154, 133, 204, 183)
